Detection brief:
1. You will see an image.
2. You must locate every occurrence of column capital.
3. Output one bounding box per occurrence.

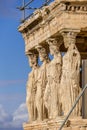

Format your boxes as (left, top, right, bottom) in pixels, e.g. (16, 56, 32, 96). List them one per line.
(59, 29, 80, 37)
(62, 32, 77, 45)
(46, 37, 63, 47)
(59, 29, 80, 48)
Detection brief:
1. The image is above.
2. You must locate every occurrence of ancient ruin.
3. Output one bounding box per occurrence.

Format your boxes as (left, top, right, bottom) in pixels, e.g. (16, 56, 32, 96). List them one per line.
(18, 0, 87, 129)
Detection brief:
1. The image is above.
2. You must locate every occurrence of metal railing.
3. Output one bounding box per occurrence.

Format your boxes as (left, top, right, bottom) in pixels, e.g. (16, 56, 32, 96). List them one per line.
(17, 0, 53, 23)
(58, 84, 87, 130)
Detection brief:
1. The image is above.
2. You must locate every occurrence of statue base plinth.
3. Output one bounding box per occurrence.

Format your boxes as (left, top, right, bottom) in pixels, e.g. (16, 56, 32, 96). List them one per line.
(23, 116, 87, 130)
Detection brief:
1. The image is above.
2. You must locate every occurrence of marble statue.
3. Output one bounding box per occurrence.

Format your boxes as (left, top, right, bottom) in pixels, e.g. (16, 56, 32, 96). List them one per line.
(26, 50, 39, 122)
(44, 38, 62, 119)
(35, 45, 50, 121)
(60, 32, 82, 116)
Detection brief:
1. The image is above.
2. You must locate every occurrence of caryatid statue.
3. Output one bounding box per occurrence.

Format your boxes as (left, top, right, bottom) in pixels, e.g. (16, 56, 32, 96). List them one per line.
(60, 32, 82, 116)
(35, 45, 50, 121)
(26, 50, 39, 122)
(44, 38, 62, 119)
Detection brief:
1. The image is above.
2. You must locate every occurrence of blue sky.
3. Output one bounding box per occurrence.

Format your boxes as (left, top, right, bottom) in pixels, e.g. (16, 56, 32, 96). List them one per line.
(0, 0, 30, 129)
(0, 0, 54, 129)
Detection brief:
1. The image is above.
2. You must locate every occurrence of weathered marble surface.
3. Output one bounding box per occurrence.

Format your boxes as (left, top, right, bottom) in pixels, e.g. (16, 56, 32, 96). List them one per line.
(23, 117, 87, 130)
(26, 35, 82, 122)
(26, 50, 39, 122)
(35, 45, 50, 121)
(24, 24, 83, 130)
(60, 32, 82, 116)
(44, 38, 62, 119)
(18, 0, 87, 129)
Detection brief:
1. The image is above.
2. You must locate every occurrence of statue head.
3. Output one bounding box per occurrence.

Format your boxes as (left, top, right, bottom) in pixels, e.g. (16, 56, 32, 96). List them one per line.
(63, 32, 76, 49)
(27, 50, 38, 68)
(35, 45, 49, 62)
(47, 38, 62, 55)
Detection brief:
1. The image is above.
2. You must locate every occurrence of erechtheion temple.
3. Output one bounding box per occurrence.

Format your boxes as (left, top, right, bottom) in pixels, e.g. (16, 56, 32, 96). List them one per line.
(18, 0, 87, 129)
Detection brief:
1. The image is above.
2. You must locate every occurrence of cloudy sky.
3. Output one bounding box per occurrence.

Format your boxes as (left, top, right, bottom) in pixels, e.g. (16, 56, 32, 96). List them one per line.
(0, 0, 30, 129)
(0, 0, 54, 130)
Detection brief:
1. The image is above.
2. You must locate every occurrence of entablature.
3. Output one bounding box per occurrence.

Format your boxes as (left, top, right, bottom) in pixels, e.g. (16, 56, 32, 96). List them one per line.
(18, 0, 87, 57)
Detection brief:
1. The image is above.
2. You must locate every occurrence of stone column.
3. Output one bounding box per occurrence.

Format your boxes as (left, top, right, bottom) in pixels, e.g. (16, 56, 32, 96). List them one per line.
(82, 60, 87, 119)
(35, 45, 50, 121)
(26, 50, 39, 122)
(60, 31, 82, 116)
(44, 37, 63, 119)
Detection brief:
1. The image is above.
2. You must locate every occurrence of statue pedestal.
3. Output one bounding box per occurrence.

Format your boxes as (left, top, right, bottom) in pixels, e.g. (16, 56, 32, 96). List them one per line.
(23, 117, 87, 130)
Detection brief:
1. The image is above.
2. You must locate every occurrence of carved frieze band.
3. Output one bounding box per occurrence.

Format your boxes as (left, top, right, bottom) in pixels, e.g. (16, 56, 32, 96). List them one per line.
(66, 4, 87, 12)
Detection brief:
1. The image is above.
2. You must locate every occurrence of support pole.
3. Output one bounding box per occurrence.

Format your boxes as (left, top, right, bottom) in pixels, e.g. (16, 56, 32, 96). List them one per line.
(23, 0, 25, 21)
(58, 84, 87, 130)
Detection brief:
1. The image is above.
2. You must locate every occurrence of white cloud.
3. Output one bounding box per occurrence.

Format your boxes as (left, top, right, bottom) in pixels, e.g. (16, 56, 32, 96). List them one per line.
(11, 103, 28, 128)
(0, 104, 12, 128)
(0, 103, 28, 128)
(0, 104, 9, 123)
